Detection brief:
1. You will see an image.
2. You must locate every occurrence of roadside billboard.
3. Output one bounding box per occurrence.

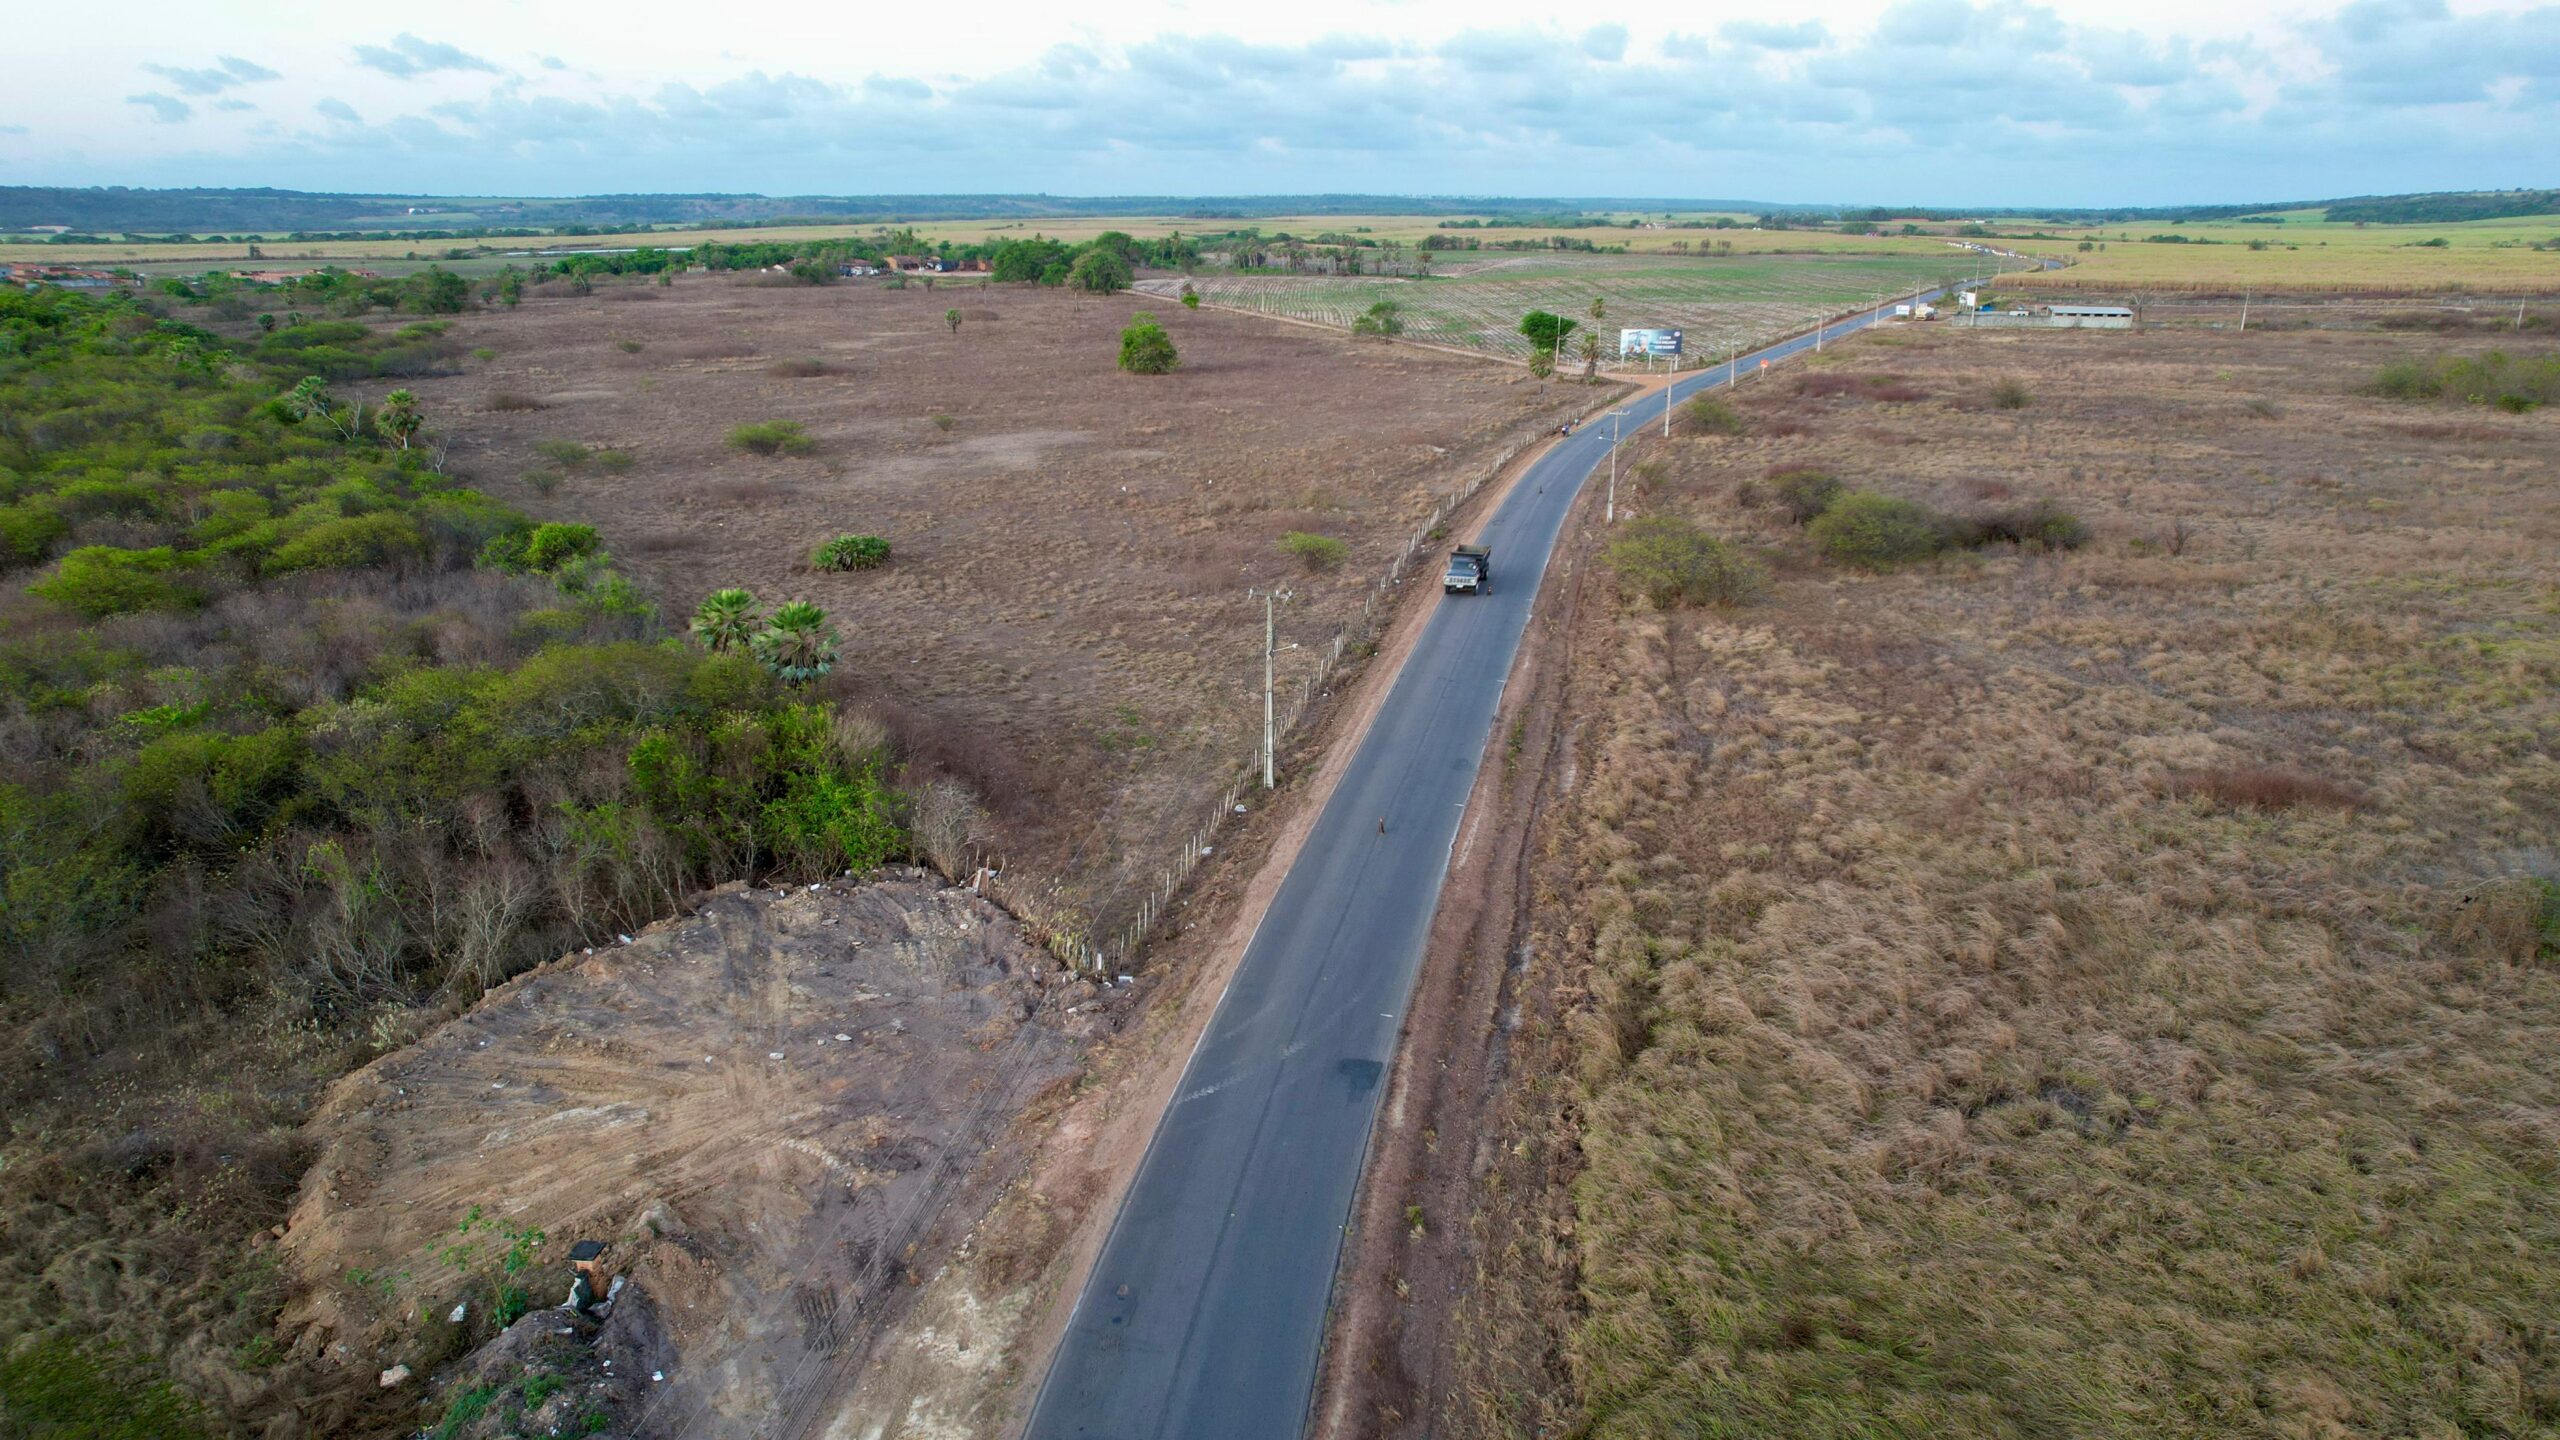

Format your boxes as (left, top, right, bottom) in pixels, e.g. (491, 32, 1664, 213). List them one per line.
(1619, 327, 1683, 357)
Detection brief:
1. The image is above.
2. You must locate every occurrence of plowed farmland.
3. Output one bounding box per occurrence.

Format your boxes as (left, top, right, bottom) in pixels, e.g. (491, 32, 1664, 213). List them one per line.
(1145, 253, 1978, 363)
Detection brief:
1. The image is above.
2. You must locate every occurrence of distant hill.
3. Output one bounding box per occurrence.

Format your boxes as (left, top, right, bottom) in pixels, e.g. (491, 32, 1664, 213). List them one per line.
(3, 185, 2552, 238)
(0, 188, 1786, 236)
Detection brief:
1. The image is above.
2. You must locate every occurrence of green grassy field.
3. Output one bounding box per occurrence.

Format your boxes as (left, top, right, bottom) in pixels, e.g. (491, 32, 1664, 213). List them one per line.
(2008, 213, 2560, 291)
(1156, 253, 1985, 365)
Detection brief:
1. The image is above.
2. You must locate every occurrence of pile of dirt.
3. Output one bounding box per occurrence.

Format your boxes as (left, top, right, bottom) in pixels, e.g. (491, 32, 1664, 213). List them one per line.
(276, 870, 1101, 1438)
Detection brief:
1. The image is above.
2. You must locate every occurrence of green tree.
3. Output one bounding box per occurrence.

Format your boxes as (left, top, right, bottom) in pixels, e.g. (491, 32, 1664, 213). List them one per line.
(1351, 300, 1404, 338)
(1070, 248, 1134, 295)
(945, 307, 963, 335)
(1519, 310, 1577, 357)
(752, 600, 838, 683)
(690, 588, 761, 653)
(1118, 312, 1179, 375)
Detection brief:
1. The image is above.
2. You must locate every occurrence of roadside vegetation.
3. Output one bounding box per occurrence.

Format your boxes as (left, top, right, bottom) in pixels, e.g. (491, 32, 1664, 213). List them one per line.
(0, 287, 904, 1428)
(1457, 325, 2560, 1439)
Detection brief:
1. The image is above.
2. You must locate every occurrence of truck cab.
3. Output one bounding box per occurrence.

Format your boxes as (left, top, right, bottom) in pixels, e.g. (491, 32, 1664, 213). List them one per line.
(1443, 544, 1491, 595)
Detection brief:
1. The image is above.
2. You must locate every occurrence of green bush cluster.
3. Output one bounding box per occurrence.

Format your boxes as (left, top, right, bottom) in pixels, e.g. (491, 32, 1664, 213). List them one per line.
(1807, 492, 1948, 569)
(2371, 350, 2560, 412)
(1280, 530, 1348, 571)
(1605, 516, 1765, 608)
(1769, 468, 1842, 523)
(812, 534, 892, 571)
(1118, 312, 1179, 375)
(1767, 464, 2091, 570)
(726, 419, 814, 456)
(1682, 396, 1748, 435)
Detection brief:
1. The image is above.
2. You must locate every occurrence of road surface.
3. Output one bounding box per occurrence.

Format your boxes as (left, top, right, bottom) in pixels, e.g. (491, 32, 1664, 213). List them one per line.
(1022, 293, 1951, 1440)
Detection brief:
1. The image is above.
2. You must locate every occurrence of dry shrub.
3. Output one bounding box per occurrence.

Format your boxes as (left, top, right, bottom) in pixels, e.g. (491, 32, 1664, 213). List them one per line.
(909, 777, 992, 878)
(767, 357, 837, 378)
(671, 337, 759, 360)
(1795, 373, 1925, 403)
(1961, 477, 2015, 501)
(2445, 876, 2560, 965)
(620, 529, 699, 557)
(2167, 765, 2366, 812)
(483, 391, 545, 413)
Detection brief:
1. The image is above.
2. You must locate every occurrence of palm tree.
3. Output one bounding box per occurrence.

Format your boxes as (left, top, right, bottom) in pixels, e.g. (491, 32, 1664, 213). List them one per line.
(752, 600, 838, 683)
(690, 588, 761, 654)
(379, 390, 422, 449)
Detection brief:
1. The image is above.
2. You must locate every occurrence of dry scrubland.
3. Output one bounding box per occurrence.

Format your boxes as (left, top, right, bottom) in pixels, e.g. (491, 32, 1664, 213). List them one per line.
(399, 275, 1585, 939)
(1459, 324, 2560, 1436)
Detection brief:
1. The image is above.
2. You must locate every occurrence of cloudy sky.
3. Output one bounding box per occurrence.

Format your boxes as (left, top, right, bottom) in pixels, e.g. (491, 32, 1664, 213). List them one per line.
(4, 0, 2556, 206)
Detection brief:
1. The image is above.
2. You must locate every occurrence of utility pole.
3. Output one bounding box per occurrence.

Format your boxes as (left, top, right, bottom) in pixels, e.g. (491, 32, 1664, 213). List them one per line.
(1608, 407, 1634, 521)
(1250, 587, 1292, 788)
(2239, 290, 2251, 332)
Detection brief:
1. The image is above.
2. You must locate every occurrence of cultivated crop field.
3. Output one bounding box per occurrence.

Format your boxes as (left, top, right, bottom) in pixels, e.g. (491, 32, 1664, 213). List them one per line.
(1148, 253, 1981, 364)
(1447, 322, 2560, 1439)
(2009, 213, 2560, 292)
(383, 273, 1589, 938)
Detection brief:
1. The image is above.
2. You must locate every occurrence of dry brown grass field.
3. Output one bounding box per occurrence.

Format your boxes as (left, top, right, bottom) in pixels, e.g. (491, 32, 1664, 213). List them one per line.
(387, 273, 1587, 939)
(1452, 322, 2560, 1437)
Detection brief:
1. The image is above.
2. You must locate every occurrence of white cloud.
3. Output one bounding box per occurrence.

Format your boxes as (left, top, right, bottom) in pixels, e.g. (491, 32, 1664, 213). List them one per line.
(143, 55, 281, 96)
(353, 34, 501, 79)
(125, 92, 193, 124)
(5, 1, 2558, 205)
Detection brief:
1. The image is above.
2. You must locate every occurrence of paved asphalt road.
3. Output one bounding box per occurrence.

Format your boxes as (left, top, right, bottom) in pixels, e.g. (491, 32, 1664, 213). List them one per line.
(1021, 292, 1954, 1440)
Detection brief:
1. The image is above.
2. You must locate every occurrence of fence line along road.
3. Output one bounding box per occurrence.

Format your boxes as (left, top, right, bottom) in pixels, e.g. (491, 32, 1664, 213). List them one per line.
(1019, 280, 1968, 1440)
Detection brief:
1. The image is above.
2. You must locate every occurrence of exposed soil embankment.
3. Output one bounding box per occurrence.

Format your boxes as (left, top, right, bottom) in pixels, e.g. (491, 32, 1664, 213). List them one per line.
(278, 870, 1103, 1438)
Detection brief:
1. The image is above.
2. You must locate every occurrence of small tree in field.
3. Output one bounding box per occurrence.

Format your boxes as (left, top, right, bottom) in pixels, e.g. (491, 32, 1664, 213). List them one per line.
(1118, 312, 1179, 374)
(945, 308, 963, 335)
(1352, 300, 1404, 338)
(690, 588, 762, 653)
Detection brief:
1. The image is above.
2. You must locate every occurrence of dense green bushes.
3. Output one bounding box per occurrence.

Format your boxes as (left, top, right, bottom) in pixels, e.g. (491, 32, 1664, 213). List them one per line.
(2371, 350, 2559, 411)
(812, 534, 892, 571)
(0, 287, 910, 1425)
(1280, 530, 1348, 571)
(1758, 461, 2090, 569)
(1606, 517, 1764, 607)
(726, 419, 814, 456)
(1808, 492, 1947, 568)
(1118, 312, 1179, 375)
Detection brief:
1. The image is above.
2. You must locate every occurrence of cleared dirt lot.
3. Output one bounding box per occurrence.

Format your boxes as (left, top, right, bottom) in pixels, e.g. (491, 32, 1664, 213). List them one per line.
(278, 871, 1100, 1439)
(399, 276, 1585, 941)
(1348, 322, 2560, 1438)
